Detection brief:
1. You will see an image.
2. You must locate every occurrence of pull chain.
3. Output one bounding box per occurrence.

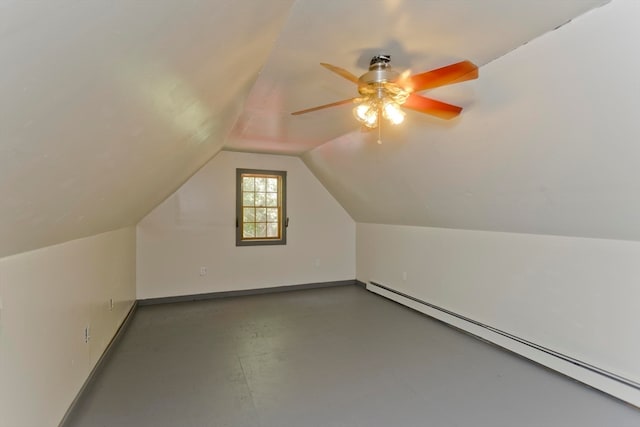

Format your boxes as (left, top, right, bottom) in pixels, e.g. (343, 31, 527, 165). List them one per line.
(377, 110, 382, 144)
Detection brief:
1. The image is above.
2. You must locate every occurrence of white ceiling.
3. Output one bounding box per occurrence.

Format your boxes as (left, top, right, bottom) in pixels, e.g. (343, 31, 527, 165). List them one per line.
(0, 0, 615, 257)
(0, 0, 293, 257)
(226, 0, 609, 154)
(304, 0, 640, 241)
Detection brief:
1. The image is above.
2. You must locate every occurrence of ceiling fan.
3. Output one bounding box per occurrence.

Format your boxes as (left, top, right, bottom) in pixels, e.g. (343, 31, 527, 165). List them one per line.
(292, 55, 478, 131)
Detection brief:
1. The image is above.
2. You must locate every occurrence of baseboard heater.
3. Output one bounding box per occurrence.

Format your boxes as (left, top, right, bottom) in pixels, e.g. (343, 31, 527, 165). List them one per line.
(367, 281, 640, 408)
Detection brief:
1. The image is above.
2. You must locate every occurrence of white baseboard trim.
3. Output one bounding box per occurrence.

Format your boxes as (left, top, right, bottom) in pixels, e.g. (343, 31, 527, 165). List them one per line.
(367, 281, 640, 408)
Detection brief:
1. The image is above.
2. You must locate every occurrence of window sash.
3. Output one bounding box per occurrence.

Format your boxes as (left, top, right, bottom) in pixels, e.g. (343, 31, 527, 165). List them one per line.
(236, 169, 287, 246)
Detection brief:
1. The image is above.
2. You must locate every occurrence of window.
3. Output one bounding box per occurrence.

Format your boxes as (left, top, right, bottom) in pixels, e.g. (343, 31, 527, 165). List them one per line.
(236, 169, 287, 246)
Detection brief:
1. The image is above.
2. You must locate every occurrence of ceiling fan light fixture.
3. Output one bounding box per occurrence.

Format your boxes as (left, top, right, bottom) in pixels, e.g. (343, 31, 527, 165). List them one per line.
(383, 100, 405, 125)
(353, 95, 404, 128)
(353, 101, 378, 128)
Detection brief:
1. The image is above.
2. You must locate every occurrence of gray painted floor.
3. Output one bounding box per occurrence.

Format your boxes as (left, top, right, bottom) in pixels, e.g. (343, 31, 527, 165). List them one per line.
(65, 285, 640, 427)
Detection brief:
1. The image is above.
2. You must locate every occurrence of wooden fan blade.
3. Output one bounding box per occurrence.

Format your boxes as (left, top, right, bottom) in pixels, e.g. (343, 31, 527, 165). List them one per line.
(403, 93, 462, 120)
(291, 98, 356, 115)
(401, 60, 478, 92)
(320, 63, 360, 84)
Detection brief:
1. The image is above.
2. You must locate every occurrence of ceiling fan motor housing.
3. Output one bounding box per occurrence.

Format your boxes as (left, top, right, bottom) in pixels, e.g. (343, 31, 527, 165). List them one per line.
(359, 55, 400, 85)
(358, 55, 401, 98)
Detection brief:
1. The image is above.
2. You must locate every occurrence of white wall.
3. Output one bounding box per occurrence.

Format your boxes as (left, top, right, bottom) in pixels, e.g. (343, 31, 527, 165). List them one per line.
(137, 151, 355, 299)
(301, 0, 640, 404)
(0, 227, 136, 427)
(357, 223, 640, 404)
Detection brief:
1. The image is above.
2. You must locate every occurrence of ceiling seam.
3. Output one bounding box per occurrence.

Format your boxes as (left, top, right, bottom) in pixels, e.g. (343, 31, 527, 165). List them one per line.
(480, 0, 612, 69)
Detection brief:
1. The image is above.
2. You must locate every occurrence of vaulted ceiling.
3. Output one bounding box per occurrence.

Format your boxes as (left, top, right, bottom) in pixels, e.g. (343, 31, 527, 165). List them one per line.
(226, 0, 609, 154)
(0, 0, 294, 257)
(2, 0, 628, 258)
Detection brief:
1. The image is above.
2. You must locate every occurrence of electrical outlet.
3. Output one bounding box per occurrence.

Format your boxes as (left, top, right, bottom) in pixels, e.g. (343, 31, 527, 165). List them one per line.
(84, 325, 91, 344)
(402, 271, 408, 281)
(200, 266, 208, 276)
(109, 298, 114, 311)
(314, 259, 321, 268)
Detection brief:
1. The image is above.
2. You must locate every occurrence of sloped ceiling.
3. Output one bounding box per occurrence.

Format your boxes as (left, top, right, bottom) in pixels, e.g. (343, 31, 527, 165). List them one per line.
(0, 0, 294, 257)
(227, 0, 609, 154)
(303, 0, 640, 241)
(0, 0, 614, 257)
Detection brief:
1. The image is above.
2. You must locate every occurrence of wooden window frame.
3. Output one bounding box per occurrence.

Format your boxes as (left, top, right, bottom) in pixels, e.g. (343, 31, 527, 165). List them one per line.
(236, 168, 287, 246)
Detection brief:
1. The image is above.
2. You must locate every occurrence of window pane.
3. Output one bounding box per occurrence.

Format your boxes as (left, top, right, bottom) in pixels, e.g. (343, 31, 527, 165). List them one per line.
(237, 169, 286, 246)
(242, 177, 255, 191)
(267, 208, 278, 222)
(267, 223, 279, 238)
(255, 208, 267, 222)
(243, 208, 255, 222)
(243, 192, 255, 206)
(266, 192, 277, 207)
(267, 178, 278, 192)
(243, 223, 255, 238)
